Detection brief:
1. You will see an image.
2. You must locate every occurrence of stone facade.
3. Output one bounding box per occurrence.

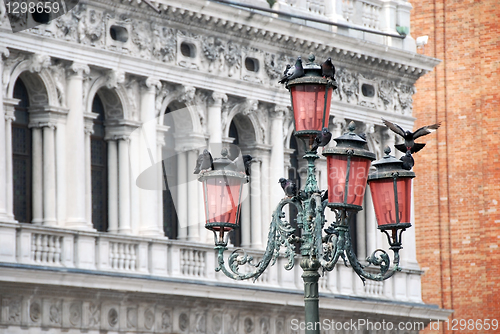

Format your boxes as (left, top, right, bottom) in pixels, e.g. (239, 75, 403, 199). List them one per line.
(0, 0, 450, 333)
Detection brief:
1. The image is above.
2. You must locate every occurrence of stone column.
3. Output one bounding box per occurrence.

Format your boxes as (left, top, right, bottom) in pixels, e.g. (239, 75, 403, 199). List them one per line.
(84, 123, 93, 226)
(250, 159, 262, 248)
(176, 151, 188, 240)
(187, 149, 200, 241)
(3, 99, 17, 222)
(240, 190, 251, 248)
(107, 139, 119, 233)
(42, 124, 57, 226)
(31, 126, 43, 224)
(65, 63, 91, 229)
(260, 150, 271, 249)
(365, 185, 377, 254)
(0, 50, 8, 222)
(208, 92, 227, 145)
(269, 106, 286, 206)
(118, 137, 131, 234)
(4, 113, 14, 221)
(55, 117, 66, 227)
(139, 78, 161, 237)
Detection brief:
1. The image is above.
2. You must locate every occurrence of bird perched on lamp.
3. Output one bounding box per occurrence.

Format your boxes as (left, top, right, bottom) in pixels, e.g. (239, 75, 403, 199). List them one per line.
(193, 149, 213, 174)
(278, 57, 304, 84)
(382, 118, 441, 154)
(311, 127, 332, 151)
(279, 178, 298, 197)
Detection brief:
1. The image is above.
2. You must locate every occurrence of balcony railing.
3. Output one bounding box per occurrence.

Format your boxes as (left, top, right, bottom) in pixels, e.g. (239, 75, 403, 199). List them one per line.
(0, 222, 423, 303)
(224, 0, 412, 45)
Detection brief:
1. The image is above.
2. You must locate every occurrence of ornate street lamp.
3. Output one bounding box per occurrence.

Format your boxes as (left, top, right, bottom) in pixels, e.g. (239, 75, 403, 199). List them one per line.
(368, 146, 415, 249)
(198, 55, 415, 334)
(287, 54, 335, 141)
(198, 150, 248, 244)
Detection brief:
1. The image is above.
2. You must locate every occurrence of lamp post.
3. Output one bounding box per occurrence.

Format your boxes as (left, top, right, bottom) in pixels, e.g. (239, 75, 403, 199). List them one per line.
(198, 55, 415, 334)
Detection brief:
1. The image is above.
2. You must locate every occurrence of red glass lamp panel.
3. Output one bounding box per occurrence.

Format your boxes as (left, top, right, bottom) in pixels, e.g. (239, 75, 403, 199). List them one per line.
(369, 178, 412, 227)
(326, 155, 371, 207)
(290, 84, 333, 132)
(203, 176, 243, 231)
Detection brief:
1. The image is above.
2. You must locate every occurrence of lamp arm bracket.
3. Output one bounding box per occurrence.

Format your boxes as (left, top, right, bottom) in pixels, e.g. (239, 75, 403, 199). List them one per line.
(344, 228, 401, 282)
(214, 197, 302, 281)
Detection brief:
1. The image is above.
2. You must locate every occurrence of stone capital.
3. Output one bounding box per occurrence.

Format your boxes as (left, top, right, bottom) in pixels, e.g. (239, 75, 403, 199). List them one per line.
(210, 92, 228, 106)
(0, 46, 9, 60)
(144, 77, 162, 91)
(29, 121, 57, 130)
(269, 105, 287, 119)
(69, 62, 90, 77)
(84, 124, 94, 136)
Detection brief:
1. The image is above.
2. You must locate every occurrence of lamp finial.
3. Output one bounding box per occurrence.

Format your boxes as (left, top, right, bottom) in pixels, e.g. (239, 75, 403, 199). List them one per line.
(348, 121, 356, 132)
(384, 146, 391, 156)
(308, 53, 315, 63)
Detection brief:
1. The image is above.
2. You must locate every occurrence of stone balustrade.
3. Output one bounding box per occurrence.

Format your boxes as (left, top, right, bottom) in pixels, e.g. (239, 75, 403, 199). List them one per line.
(0, 222, 423, 303)
(233, 0, 411, 39)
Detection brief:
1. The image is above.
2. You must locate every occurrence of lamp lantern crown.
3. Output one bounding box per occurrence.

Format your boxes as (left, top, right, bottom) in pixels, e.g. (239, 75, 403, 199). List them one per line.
(287, 54, 336, 139)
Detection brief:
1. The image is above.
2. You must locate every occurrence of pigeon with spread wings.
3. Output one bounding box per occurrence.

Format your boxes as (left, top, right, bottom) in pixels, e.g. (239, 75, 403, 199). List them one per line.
(382, 118, 441, 154)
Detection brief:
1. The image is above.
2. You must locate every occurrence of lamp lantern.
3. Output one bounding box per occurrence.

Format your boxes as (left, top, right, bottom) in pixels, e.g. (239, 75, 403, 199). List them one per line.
(367, 146, 415, 248)
(322, 121, 376, 211)
(198, 150, 247, 244)
(286, 54, 336, 140)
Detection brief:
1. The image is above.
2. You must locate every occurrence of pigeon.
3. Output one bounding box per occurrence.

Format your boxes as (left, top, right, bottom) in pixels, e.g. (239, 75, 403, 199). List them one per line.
(193, 149, 213, 174)
(282, 64, 291, 76)
(400, 150, 414, 170)
(243, 155, 253, 176)
(278, 57, 304, 84)
(279, 178, 298, 197)
(311, 127, 332, 151)
(321, 57, 335, 81)
(382, 118, 441, 154)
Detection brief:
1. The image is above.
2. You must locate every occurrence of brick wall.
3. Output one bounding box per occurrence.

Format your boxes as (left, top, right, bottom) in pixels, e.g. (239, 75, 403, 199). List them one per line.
(411, 0, 500, 333)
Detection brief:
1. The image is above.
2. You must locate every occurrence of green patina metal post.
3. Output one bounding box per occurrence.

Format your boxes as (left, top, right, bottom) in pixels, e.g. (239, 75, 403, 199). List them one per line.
(300, 257, 321, 334)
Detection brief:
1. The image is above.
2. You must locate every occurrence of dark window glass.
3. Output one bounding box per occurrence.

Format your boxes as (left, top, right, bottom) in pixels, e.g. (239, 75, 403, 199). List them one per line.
(12, 78, 32, 223)
(91, 94, 108, 231)
(245, 57, 259, 72)
(228, 121, 241, 247)
(180, 42, 195, 58)
(163, 107, 178, 239)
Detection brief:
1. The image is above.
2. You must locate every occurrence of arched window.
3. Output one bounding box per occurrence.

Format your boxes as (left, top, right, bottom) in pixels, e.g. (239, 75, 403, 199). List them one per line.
(163, 107, 178, 239)
(228, 121, 242, 247)
(12, 78, 32, 223)
(91, 94, 108, 231)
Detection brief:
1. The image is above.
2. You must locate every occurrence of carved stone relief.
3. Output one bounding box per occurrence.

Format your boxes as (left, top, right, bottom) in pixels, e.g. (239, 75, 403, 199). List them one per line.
(161, 309, 171, 331)
(179, 312, 189, 331)
(29, 300, 41, 323)
(144, 308, 155, 330)
(69, 302, 81, 327)
(108, 307, 119, 327)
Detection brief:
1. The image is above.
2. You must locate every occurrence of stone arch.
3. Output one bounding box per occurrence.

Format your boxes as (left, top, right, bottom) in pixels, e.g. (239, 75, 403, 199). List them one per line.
(158, 93, 203, 134)
(87, 78, 125, 120)
(7, 63, 55, 107)
(226, 113, 258, 148)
